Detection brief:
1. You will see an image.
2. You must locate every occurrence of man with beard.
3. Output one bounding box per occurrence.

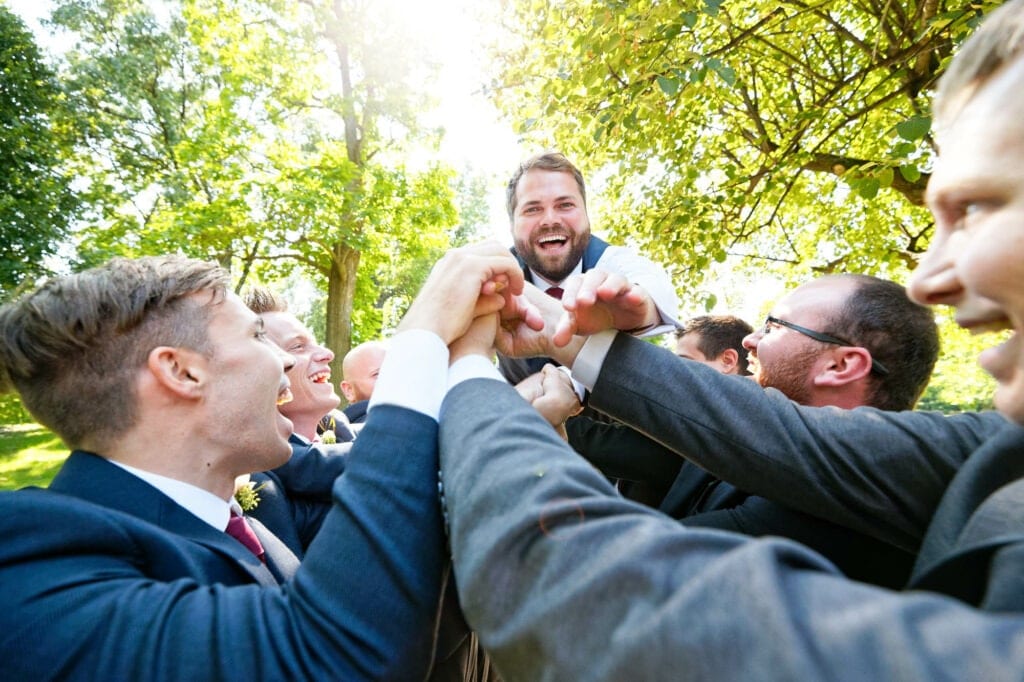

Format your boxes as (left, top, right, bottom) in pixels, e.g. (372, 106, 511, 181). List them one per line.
(498, 152, 678, 384)
(555, 273, 942, 587)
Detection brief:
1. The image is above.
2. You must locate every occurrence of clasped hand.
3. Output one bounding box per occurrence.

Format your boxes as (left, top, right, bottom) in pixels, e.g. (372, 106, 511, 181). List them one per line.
(400, 242, 661, 364)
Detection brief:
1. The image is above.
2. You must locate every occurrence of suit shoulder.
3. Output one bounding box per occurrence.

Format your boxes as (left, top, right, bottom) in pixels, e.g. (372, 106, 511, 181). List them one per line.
(0, 488, 142, 561)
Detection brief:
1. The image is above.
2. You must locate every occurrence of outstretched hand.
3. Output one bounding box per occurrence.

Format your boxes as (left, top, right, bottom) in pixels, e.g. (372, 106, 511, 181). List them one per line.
(552, 270, 660, 347)
(397, 242, 530, 345)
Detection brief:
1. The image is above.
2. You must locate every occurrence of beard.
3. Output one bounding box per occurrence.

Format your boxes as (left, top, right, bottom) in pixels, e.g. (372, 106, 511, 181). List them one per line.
(516, 230, 591, 283)
(753, 345, 821, 406)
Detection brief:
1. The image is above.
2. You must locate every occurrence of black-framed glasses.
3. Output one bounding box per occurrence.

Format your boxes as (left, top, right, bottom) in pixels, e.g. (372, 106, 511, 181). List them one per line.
(763, 315, 890, 376)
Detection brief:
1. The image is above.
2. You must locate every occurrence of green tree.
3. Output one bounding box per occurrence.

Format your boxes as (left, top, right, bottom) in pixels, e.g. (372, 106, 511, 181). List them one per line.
(490, 0, 1000, 301)
(46, 0, 459, 371)
(0, 6, 78, 299)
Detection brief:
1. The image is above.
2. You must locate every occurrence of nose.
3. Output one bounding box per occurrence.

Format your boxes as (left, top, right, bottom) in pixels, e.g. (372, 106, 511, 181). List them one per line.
(540, 205, 559, 226)
(741, 331, 760, 353)
(315, 344, 335, 363)
(908, 229, 964, 306)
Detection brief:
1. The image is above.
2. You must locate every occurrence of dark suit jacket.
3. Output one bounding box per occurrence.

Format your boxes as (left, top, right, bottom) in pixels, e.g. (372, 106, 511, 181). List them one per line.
(344, 400, 370, 424)
(0, 405, 445, 681)
(568, 413, 916, 588)
(439, 373, 1024, 679)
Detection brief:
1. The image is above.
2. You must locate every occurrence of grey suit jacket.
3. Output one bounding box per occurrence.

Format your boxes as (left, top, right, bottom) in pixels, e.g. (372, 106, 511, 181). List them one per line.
(439, 359, 1024, 679)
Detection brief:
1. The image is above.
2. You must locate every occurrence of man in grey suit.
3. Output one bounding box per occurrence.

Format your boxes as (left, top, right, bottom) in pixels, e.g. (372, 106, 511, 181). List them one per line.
(432, 2, 1024, 677)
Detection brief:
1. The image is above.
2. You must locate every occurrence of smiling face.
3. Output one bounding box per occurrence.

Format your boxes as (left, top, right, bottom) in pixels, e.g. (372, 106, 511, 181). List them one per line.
(511, 169, 591, 283)
(909, 56, 1024, 423)
(261, 311, 340, 436)
(201, 293, 295, 474)
(742, 279, 858, 405)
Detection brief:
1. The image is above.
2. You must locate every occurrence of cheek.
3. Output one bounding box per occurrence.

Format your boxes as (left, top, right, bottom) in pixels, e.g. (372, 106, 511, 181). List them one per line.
(958, 227, 1024, 293)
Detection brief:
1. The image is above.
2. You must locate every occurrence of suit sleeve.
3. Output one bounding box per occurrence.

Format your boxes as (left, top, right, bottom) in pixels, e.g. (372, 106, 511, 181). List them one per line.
(586, 333, 1006, 551)
(271, 440, 350, 502)
(0, 405, 444, 681)
(439, 378, 1024, 680)
(565, 414, 683, 484)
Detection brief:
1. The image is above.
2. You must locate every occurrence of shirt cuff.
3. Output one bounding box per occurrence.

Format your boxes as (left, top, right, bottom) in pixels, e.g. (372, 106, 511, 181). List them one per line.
(569, 330, 617, 390)
(448, 354, 506, 391)
(369, 329, 448, 420)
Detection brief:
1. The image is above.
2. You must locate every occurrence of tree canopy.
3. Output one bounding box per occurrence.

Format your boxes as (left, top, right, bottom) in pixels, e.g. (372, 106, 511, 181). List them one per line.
(46, 0, 464, 369)
(489, 0, 1000, 308)
(0, 6, 78, 300)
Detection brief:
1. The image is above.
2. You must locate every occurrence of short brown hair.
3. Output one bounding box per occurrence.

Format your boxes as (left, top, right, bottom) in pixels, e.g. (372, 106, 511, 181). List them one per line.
(506, 152, 587, 220)
(675, 315, 754, 375)
(821, 274, 938, 411)
(0, 256, 229, 449)
(934, 0, 1024, 127)
(243, 285, 288, 315)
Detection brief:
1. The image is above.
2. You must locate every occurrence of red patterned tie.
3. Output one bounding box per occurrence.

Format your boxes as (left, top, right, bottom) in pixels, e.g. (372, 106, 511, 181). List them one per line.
(546, 286, 564, 300)
(226, 512, 266, 562)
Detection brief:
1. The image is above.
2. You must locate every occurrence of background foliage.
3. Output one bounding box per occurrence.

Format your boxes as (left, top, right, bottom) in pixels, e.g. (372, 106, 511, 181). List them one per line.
(0, 0, 1000, 422)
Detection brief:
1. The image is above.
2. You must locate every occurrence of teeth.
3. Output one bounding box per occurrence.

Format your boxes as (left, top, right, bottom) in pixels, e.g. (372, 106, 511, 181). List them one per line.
(277, 387, 294, 405)
(309, 370, 331, 383)
(538, 235, 567, 244)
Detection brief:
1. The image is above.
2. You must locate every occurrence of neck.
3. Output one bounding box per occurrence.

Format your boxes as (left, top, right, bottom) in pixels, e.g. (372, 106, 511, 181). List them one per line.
(287, 413, 321, 441)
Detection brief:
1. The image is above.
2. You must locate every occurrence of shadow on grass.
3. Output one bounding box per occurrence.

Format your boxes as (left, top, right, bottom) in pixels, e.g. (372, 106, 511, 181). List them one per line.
(0, 424, 67, 490)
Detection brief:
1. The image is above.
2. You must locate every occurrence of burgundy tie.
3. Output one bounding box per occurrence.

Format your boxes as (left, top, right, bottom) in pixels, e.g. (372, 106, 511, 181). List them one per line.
(226, 512, 266, 562)
(546, 286, 564, 300)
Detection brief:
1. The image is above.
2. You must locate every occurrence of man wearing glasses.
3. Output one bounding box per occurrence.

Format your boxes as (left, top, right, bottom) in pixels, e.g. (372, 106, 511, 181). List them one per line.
(540, 273, 962, 587)
(743, 274, 925, 412)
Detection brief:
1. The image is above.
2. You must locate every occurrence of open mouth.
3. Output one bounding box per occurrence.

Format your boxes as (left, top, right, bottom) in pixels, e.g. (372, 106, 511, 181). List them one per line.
(310, 369, 331, 384)
(537, 233, 569, 250)
(277, 384, 294, 405)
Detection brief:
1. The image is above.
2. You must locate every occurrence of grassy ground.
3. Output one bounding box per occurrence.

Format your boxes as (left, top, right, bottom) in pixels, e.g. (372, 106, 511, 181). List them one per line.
(0, 424, 66, 490)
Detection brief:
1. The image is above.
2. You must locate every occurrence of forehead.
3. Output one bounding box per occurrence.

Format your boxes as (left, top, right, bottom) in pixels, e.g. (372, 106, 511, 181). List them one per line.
(775, 279, 855, 320)
(928, 58, 1024, 207)
(675, 334, 707, 359)
(261, 311, 312, 343)
(515, 169, 582, 202)
(207, 292, 254, 325)
(350, 347, 385, 373)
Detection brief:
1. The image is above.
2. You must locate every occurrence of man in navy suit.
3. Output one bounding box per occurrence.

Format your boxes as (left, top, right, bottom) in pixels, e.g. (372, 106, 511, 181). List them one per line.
(0, 249, 528, 679)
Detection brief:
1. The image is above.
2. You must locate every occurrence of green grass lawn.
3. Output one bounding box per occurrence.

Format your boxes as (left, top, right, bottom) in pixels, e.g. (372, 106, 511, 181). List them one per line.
(0, 424, 66, 490)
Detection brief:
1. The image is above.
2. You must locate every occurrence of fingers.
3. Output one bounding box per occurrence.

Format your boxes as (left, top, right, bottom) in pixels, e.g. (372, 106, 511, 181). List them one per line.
(449, 312, 499, 365)
(399, 241, 524, 344)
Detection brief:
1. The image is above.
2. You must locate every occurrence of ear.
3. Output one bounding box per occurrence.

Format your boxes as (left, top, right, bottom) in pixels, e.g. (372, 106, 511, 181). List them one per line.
(340, 380, 356, 402)
(147, 346, 208, 399)
(715, 348, 741, 375)
(813, 347, 873, 387)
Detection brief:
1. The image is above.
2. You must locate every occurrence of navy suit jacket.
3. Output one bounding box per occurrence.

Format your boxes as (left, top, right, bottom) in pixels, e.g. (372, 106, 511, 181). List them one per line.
(0, 405, 445, 681)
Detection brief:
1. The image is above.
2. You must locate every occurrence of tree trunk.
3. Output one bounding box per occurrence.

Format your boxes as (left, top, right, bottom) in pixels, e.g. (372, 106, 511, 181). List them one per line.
(326, 241, 360, 386)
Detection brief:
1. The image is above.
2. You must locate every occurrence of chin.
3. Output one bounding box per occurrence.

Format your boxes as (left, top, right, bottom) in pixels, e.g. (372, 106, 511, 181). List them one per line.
(994, 386, 1024, 426)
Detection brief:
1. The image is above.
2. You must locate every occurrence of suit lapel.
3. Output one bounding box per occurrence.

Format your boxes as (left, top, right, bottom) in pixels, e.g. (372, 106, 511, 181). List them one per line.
(49, 451, 280, 586)
(910, 424, 1024, 596)
(248, 516, 301, 582)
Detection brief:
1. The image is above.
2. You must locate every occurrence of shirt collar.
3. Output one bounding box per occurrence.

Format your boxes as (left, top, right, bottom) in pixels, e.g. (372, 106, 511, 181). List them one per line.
(109, 460, 232, 531)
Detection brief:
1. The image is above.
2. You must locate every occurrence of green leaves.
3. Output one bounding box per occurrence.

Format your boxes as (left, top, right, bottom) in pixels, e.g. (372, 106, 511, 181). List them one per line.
(657, 76, 679, 96)
(895, 116, 931, 141)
